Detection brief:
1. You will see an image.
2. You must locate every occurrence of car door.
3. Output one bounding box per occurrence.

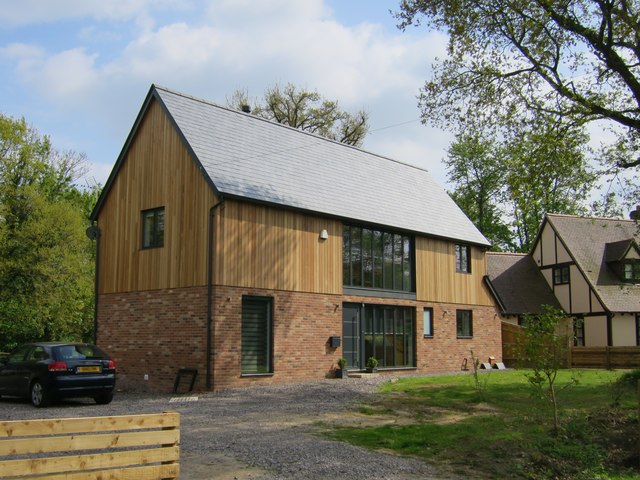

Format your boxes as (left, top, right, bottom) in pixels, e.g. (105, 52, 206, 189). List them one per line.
(0, 345, 32, 396)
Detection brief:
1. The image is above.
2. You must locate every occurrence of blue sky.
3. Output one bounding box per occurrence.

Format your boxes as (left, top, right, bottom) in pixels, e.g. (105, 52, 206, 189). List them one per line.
(0, 0, 452, 188)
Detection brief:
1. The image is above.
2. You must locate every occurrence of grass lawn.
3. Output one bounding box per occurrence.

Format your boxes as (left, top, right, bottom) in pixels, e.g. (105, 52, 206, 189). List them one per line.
(329, 370, 640, 479)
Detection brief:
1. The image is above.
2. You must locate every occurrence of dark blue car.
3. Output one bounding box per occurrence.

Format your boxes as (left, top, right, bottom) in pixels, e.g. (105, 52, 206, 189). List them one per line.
(0, 343, 116, 407)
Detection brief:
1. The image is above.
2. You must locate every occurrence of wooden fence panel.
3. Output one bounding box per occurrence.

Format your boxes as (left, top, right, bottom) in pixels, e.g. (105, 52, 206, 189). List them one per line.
(570, 347, 640, 369)
(501, 322, 523, 367)
(0, 412, 179, 480)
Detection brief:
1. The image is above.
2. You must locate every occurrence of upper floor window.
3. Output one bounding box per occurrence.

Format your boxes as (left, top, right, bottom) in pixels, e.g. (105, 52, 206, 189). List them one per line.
(455, 244, 471, 273)
(623, 261, 640, 283)
(142, 207, 165, 249)
(342, 225, 413, 292)
(553, 265, 570, 285)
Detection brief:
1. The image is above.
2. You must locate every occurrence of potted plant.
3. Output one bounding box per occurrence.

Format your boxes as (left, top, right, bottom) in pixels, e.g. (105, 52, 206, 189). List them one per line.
(366, 356, 378, 373)
(335, 358, 347, 378)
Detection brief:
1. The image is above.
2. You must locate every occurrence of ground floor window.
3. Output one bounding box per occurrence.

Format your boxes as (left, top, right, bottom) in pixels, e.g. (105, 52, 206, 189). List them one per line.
(574, 317, 585, 347)
(342, 303, 415, 369)
(241, 296, 272, 374)
(456, 310, 473, 338)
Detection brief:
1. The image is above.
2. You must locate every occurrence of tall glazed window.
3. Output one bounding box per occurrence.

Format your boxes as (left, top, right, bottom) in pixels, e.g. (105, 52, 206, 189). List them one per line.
(343, 225, 414, 292)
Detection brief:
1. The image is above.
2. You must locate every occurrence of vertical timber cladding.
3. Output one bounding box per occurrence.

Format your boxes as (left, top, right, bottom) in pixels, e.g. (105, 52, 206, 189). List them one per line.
(96, 98, 217, 294)
(215, 200, 343, 294)
(415, 237, 493, 305)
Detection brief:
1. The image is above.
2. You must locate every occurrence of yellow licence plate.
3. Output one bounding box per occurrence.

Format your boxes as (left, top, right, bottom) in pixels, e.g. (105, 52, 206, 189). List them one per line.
(77, 366, 101, 373)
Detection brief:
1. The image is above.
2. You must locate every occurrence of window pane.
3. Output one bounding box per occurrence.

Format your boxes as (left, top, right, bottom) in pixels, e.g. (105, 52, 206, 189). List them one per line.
(343, 227, 351, 285)
(403, 236, 411, 290)
(373, 231, 383, 289)
(363, 306, 374, 362)
(393, 235, 403, 290)
(456, 310, 472, 337)
(423, 308, 433, 336)
(362, 229, 373, 288)
(241, 297, 272, 374)
(383, 233, 394, 289)
(351, 227, 362, 287)
(156, 209, 165, 246)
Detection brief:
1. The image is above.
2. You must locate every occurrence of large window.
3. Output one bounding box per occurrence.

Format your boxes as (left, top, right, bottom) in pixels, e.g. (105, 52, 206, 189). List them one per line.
(455, 244, 471, 273)
(362, 305, 414, 368)
(574, 317, 585, 347)
(241, 296, 273, 375)
(343, 225, 413, 292)
(456, 310, 473, 338)
(142, 207, 165, 249)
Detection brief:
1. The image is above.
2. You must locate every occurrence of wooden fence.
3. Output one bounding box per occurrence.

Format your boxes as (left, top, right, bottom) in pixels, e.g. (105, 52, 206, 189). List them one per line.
(501, 322, 640, 369)
(0, 411, 180, 479)
(569, 347, 640, 369)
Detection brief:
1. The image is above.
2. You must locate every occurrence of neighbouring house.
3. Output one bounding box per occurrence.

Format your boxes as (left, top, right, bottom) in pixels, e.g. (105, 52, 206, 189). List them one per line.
(486, 213, 640, 348)
(89, 85, 502, 392)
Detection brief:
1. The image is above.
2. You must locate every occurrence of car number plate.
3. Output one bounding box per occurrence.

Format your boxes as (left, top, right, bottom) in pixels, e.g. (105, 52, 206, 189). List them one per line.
(77, 366, 101, 373)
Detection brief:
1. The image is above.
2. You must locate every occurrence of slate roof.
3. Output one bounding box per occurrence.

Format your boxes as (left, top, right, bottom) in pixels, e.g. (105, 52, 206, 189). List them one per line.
(545, 214, 640, 313)
(92, 85, 489, 246)
(485, 252, 561, 315)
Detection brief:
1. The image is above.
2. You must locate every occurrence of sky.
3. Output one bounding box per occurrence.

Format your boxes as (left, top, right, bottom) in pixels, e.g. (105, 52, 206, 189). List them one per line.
(0, 0, 454, 189)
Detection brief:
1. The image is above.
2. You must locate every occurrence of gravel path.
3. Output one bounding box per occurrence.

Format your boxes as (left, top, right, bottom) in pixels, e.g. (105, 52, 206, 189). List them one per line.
(1, 375, 456, 479)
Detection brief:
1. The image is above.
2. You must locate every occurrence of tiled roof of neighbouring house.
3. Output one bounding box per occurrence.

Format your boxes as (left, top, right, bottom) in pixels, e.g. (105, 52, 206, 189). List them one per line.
(485, 252, 561, 315)
(102, 85, 488, 246)
(545, 214, 640, 312)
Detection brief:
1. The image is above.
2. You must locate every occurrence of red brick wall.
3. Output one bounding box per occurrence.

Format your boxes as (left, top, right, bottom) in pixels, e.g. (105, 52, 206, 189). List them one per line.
(98, 286, 502, 392)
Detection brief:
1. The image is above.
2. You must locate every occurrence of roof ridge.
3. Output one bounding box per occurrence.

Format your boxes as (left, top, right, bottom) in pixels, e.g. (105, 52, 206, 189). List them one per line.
(486, 251, 528, 256)
(152, 84, 434, 175)
(546, 212, 636, 223)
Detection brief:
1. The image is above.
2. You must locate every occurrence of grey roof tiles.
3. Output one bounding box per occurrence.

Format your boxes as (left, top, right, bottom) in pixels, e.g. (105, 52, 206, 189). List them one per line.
(153, 85, 489, 246)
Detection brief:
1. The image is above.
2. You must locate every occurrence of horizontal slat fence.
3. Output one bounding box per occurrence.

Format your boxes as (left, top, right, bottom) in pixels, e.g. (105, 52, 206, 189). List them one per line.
(569, 347, 640, 369)
(501, 322, 523, 367)
(0, 411, 179, 479)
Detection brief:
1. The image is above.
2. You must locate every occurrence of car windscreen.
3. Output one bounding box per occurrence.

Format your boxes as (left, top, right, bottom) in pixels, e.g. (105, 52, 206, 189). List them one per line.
(53, 345, 109, 361)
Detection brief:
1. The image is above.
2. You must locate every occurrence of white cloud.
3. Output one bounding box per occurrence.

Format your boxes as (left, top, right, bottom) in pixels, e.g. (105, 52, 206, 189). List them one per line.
(1, 0, 450, 185)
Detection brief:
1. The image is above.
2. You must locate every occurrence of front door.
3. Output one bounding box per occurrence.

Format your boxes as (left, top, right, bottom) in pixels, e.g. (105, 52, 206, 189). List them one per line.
(342, 303, 361, 369)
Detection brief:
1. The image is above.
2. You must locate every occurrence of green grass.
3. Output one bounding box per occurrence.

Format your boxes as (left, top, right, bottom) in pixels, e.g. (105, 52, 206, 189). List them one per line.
(328, 370, 640, 479)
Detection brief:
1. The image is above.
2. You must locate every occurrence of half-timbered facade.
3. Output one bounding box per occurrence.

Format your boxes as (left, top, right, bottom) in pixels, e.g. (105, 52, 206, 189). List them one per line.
(487, 214, 640, 348)
(90, 85, 502, 392)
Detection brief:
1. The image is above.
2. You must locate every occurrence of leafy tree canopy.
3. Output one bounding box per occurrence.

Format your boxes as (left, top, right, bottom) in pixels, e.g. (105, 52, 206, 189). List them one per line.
(228, 83, 369, 147)
(396, 0, 640, 169)
(0, 114, 96, 351)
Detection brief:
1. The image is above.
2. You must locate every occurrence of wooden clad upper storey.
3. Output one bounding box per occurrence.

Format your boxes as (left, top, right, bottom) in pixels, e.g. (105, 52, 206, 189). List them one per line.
(92, 85, 493, 303)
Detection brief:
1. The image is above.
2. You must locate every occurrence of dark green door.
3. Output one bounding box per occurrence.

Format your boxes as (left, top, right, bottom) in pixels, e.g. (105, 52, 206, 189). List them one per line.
(342, 303, 361, 369)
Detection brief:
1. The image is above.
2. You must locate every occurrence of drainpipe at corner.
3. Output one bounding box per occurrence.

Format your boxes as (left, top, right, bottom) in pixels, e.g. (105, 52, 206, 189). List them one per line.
(86, 223, 101, 345)
(207, 198, 224, 390)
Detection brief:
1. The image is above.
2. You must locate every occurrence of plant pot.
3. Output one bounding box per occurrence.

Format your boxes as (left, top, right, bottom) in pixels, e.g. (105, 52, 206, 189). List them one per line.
(366, 367, 377, 373)
(335, 368, 347, 378)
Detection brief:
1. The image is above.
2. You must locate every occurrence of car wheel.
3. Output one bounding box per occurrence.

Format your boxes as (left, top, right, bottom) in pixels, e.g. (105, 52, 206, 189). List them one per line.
(30, 380, 50, 408)
(94, 392, 114, 405)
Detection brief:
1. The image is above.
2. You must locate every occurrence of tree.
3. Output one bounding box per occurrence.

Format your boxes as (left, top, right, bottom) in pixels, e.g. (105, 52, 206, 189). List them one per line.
(517, 305, 574, 434)
(502, 115, 595, 251)
(445, 132, 512, 250)
(0, 114, 95, 351)
(445, 114, 595, 251)
(396, 0, 640, 169)
(228, 83, 369, 147)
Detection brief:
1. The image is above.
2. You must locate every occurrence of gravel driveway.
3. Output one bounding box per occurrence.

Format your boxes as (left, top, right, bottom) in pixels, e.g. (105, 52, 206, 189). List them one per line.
(1, 375, 456, 479)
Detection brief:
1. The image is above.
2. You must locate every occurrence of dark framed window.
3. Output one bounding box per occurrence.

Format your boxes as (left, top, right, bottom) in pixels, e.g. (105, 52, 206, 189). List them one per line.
(423, 308, 433, 337)
(574, 317, 585, 347)
(455, 244, 471, 273)
(241, 296, 273, 375)
(343, 225, 414, 292)
(553, 265, 570, 285)
(456, 310, 473, 338)
(362, 304, 415, 368)
(623, 261, 640, 283)
(142, 207, 165, 249)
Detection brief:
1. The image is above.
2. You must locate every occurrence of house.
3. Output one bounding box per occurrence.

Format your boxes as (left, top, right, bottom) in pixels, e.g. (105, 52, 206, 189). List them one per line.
(486, 213, 640, 348)
(89, 85, 502, 392)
